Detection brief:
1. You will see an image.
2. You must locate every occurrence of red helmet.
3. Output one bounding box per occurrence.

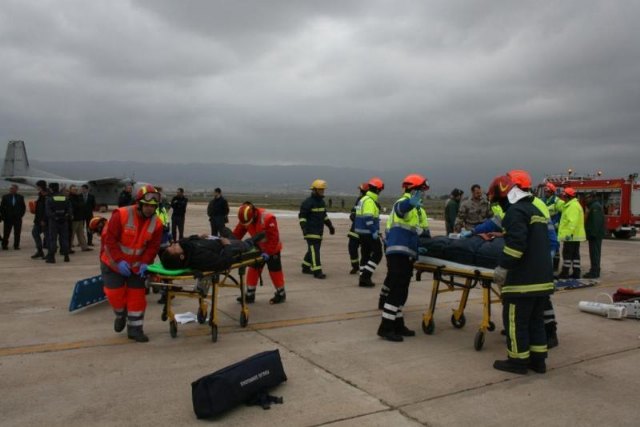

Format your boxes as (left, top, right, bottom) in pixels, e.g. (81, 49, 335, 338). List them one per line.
(487, 175, 513, 202)
(506, 169, 532, 190)
(136, 185, 161, 205)
(563, 187, 576, 197)
(358, 182, 369, 192)
(89, 216, 107, 233)
(368, 177, 384, 191)
(402, 174, 429, 191)
(545, 182, 557, 192)
(238, 203, 256, 225)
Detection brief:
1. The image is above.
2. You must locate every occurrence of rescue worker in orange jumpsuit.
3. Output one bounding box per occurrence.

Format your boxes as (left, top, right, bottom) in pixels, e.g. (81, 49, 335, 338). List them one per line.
(100, 185, 163, 342)
(233, 202, 286, 304)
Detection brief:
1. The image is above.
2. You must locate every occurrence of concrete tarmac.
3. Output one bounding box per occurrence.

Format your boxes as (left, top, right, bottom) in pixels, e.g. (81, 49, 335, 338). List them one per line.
(1, 203, 639, 426)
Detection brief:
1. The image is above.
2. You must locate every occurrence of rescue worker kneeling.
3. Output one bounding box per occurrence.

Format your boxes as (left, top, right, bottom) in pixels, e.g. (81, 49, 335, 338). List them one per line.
(493, 170, 554, 374)
(378, 174, 430, 342)
(100, 185, 163, 343)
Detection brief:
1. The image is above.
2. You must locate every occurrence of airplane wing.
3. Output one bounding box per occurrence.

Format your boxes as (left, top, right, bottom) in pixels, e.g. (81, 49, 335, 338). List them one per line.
(88, 177, 131, 186)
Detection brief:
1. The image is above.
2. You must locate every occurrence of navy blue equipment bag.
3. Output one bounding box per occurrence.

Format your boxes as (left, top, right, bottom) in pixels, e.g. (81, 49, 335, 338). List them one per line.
(191, 349, 287, 419)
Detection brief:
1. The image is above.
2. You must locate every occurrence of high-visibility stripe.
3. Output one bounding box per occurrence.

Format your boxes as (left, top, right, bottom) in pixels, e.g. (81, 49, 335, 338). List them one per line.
(354, 228, 372, 234)
(501, 282, 554, 294)
(311, 208, 326, 212)
(127, 320, 143, 326)
(503, 246, 523, 258)
(530, 344, 547, 353)
(530, 215, 548, 225)
(348, 231, 359, 238)
(385, 245, 417, 257)
(304, 234, 322, 239)
(508, 303, 518, 356)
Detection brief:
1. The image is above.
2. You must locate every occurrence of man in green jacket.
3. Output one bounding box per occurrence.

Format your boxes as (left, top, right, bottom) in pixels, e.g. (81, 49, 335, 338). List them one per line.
(584, 192, 605, 279)
(557, 187, 586, 279)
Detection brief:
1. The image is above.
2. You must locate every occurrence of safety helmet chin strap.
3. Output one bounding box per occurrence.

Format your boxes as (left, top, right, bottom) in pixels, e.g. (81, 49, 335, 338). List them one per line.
(507, 186, 532, 205)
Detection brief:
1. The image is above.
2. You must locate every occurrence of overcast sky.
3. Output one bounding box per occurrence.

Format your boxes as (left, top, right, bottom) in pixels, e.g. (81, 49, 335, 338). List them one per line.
(1, 0, 639, 188)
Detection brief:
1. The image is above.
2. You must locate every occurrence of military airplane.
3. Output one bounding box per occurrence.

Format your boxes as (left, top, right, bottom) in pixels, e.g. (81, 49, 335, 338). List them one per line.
(1, 140, 151, 209)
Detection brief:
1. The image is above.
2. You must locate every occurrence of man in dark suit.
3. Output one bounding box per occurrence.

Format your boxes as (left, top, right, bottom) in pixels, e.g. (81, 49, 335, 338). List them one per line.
(207, 188, 229, 236)
(81, 184, 97, 246)
(1, 184, 27, 250)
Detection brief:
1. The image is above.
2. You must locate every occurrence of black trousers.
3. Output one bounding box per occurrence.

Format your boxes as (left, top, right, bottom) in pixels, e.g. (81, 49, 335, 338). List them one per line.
(381, 254, 413, 321)
(359, 234, 383, 277)
(85, 217, 93, 245)
(2, 218, 22, 249)
(209, 216, 226, 236)
(348, 235, 360, 267)
(172, 215, 185, 241)
(302, 239, 323, 272)
(48, 219, 69, 256)
(561, 241, 581, 271)
(502, 296, 548, 362)
(587, 237, 602, 274)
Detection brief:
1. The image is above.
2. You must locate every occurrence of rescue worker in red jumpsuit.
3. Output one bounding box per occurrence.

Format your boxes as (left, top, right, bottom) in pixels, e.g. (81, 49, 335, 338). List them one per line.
(100, 185, 163, 342)
(233, 202, 286, 304)
(493, 170, 554, 374)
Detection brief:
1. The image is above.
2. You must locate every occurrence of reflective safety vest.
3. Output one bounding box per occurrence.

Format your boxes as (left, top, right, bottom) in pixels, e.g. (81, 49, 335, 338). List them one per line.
(51, 194, 69, 220)
(533, 197, 559, 253)
(100, 206, 162, 274)
(354, 191, 380, 235)
(545, 195, 564, 225)
(558, 198, 586, 242)
(385, 193, 429, 258)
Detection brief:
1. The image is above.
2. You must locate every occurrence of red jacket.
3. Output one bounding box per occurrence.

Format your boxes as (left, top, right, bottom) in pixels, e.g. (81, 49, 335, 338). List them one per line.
(100, 206, 163, 274)
(232, 208, 282, 255)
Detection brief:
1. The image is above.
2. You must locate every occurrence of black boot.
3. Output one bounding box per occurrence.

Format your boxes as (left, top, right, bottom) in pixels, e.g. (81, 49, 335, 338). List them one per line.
(493, 358, 528, 375)
(546, 322, 559, 349)
(570, 268, 581, 279)
(377, 318, 403, 342)
(313, 271, 326, 279)
(114, 313, 126, 333)
(528, 358, 547, 374)
(237, 292, 256, 304)
(31, 250, 45, 259)
(349, 264, 359, 275)
(558, 267, 570, 279)
(359, 272, 375, 288)
(301, 266, 312, 275)
(45, 254, 56, 263)
(64, 254, 70, 262)
(127, 326, 149, 343)
(395, 318, 416, 337)
(583, 270, 600, 279)
(269, 290, 286, 304)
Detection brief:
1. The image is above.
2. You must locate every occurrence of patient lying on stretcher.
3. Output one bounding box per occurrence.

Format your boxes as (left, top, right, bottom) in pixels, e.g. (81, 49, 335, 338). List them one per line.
(160, 232, 264, 272)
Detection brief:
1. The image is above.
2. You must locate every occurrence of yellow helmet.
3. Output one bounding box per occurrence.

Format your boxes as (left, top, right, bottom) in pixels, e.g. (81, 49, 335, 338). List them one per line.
(310, 179, 327, 190)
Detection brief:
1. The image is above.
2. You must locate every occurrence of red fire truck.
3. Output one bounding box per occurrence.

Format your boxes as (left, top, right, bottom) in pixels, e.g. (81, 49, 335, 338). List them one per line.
(539, 171, 639, 239)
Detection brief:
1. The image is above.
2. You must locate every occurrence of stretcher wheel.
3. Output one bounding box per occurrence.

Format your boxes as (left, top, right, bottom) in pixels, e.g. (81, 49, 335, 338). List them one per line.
(422, 318, 435, 335)
(169, 320, 178, 338)
(211, 324, 218, 342)
(488, 321, 496, 332)
(240, 311, 249, 328)
(197, 308, 206, 324)
(474, 331, 485, 351)
(451, 313, 466, 328)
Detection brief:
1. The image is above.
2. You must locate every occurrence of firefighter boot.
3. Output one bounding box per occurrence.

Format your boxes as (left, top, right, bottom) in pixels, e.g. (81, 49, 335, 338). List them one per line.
(45, 253, 56, 263)
(546, 322, 559, 349)
(237, 291, 256, 304)
(570, 268, 581, 279)
(349, 263, 359, 275)
(301, 265, 312, 275)
(377, 318, 403, 342)
(358, 271, 375, 288)
(528, 357, 547, 374)
(313, 270, 327, 279)
(127, 325, 149, 343)
(395, 317, 416, 337)
(558, 267, 570, 279)
(583, 270, 600, 279)
(31, 250, 45, 259)
(493, 358, 528, 375)
(269, 289, 286, 304)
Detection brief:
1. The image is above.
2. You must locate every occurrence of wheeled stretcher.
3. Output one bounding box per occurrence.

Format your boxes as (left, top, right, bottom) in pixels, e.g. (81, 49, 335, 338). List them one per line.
(146, 252, 265, 342)
(414, 255, 501, 350)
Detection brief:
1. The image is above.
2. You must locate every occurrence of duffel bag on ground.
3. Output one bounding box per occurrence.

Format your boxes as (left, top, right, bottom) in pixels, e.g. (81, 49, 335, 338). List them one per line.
(191, 349, 287, 419)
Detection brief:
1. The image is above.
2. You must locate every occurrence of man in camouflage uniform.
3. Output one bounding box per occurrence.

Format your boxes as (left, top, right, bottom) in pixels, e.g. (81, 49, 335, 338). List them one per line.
(454, 184, 492, 232)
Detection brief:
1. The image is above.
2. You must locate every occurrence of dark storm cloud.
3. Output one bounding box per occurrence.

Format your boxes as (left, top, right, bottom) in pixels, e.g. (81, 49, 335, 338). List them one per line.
(1, 0, 639, 190)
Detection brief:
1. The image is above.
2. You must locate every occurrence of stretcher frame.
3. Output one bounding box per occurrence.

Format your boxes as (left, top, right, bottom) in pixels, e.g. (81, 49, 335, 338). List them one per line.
(414, 256, 501, 350)
(146, 255, 265, 342)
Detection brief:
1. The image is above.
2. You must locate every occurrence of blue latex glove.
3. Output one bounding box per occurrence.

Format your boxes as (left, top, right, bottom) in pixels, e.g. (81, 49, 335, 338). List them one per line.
(117, 260, 131, 277)
(372, 231, 379, 240)
(138, 263, 148, 277)
(409, 191, 423, 207)
(418, 247, 428, 255)
(261, 252, 270, 262)
(460, 230, 473, 239)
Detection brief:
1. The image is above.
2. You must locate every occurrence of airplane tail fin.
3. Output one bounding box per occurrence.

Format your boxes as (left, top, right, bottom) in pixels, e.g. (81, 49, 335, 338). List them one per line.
(2, 140, 30, 177)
